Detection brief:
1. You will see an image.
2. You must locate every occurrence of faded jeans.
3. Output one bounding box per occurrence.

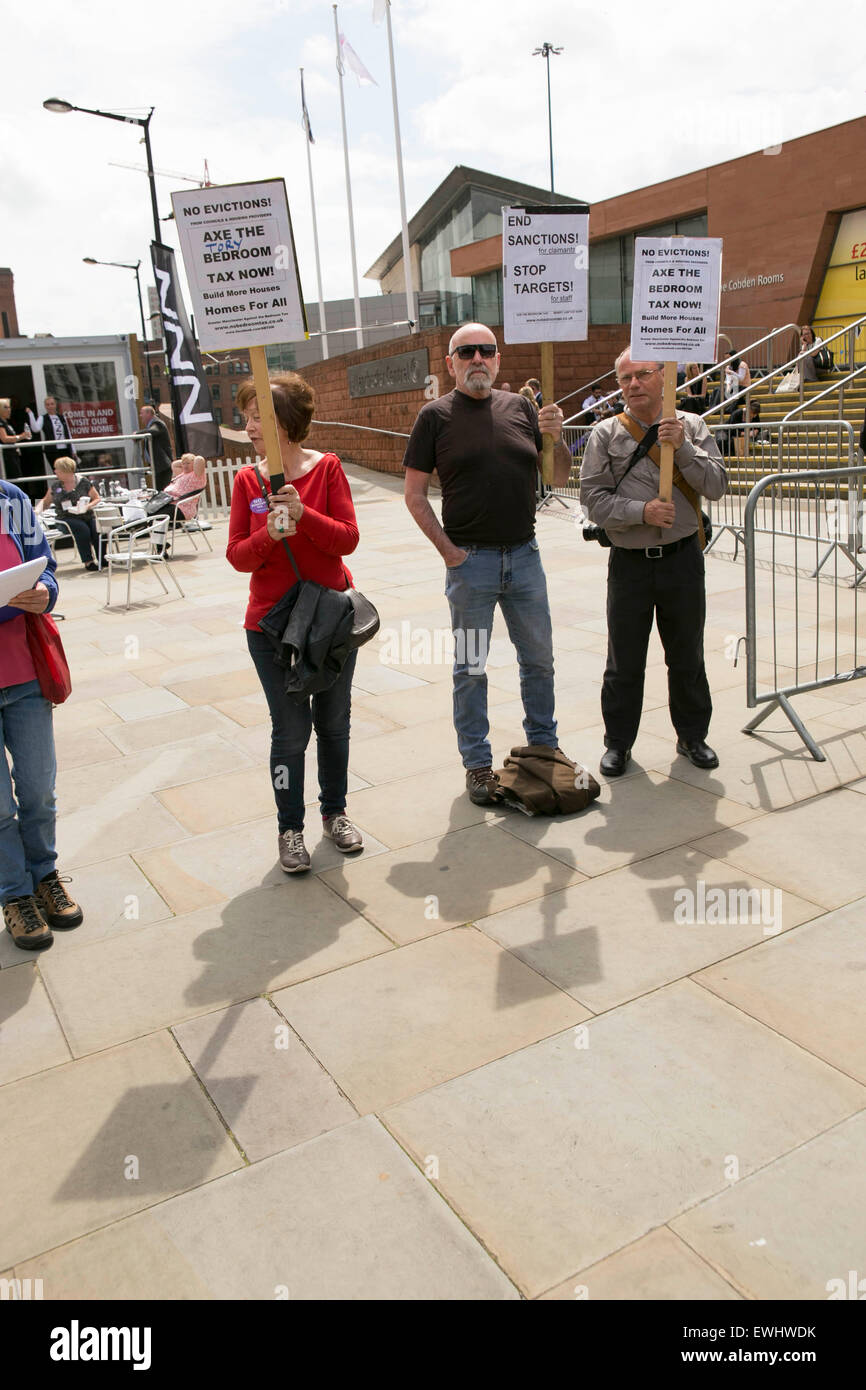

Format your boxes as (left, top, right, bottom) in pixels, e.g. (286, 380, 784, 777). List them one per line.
(444, 538, 557, 769)
(0, 679, 57, 902)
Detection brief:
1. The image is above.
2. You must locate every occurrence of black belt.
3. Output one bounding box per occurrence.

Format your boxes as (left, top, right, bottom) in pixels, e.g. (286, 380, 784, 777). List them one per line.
(617, 533, 697, 560)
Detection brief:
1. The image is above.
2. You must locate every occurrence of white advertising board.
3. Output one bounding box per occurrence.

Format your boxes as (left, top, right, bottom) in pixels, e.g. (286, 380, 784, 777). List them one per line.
(629, 237, 723, 362)
(502, 205, 589, 344)
(170, 179, 306, 351)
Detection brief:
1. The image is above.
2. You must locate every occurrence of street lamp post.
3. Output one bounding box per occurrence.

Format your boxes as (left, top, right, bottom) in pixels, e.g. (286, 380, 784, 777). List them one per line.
(43, 99, 161, 244)
(83, 258, 156, 405)
(531, 43, 563, 194)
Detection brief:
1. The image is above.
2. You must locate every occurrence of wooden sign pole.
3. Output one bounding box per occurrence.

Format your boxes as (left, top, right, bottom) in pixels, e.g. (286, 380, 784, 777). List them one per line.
(658, 359, 677, 502)
(249, 345, 284, 484)
(540, 340, 555, 485)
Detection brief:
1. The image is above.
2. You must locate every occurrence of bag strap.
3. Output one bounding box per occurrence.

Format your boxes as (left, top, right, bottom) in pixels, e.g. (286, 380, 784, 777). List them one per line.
(256, 471, 303, 583)
(608, 415, 659, 493)
(617, 412, 706, 549)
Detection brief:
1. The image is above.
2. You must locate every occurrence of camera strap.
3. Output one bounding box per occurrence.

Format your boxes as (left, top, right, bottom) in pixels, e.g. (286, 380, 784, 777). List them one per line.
(610, 416, 659, 492)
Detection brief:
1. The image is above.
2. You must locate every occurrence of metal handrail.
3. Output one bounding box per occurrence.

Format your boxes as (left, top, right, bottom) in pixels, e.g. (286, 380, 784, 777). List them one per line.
(556, 369, 618, 412)
(781, 363, 866, 422)
(702, 314, 866, 421)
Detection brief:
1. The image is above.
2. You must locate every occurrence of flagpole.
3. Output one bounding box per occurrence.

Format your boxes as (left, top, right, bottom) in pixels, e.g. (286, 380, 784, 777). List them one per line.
(333, 3, 364, 349)
(300, 68, 329, 360)
(382, 0, 416, 332)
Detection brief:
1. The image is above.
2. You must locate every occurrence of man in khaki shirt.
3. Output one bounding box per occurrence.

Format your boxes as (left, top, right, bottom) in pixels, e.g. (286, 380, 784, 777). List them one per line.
(580, 350, 727, 777)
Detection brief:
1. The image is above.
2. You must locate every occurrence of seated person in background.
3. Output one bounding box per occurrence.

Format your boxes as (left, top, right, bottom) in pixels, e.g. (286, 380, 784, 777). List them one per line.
(680, 362, 706, 415)
(799, 324, 825, 381)
(147, 453, 207, 526)
(518, 384, 539, 412)
(37, 457, 101, 571)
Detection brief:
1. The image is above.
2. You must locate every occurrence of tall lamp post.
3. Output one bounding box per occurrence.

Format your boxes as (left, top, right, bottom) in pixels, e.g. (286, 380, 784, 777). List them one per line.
(531, 42, 563, 193)
(83, 257, 155, 405)
(43, 98, 161, 244)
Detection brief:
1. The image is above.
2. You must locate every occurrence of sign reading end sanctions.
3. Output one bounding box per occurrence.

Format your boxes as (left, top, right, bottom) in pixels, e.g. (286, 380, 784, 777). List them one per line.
(170, 178, 307, 351)
(629, 236, 723, 362)
(502, 204, 589, 345)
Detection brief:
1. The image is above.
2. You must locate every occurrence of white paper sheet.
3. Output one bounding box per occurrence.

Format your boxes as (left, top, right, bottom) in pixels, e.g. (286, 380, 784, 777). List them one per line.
(0, 558, 49, 608)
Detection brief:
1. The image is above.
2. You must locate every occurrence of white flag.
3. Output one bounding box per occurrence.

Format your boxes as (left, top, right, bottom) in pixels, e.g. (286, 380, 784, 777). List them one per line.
(339, 32, 378, 85)
(372, 0, 388, 21)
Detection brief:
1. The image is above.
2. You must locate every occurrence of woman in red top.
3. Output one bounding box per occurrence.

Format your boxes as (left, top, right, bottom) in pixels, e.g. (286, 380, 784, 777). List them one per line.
(227, 372, 363, 874)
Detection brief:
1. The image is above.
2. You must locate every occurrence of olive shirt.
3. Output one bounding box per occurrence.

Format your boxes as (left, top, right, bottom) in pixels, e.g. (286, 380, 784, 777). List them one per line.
(579, 409, 727, 549)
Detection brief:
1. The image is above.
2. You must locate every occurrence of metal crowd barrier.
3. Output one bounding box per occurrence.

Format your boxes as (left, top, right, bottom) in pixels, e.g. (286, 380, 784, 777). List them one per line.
(742, 464, 866, 760)
(0, 432, 156, 493)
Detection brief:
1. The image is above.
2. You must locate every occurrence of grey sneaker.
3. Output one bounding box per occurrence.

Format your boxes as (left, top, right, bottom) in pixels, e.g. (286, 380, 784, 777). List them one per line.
(4, 895, 54, 951)
(278, 830, 310, 874)
(466, 766, 500, 805)
(322, 814, 364, 853)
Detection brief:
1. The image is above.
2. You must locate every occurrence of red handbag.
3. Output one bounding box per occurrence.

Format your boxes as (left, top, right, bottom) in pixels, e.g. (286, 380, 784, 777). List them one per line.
(24, 612, 72, 704)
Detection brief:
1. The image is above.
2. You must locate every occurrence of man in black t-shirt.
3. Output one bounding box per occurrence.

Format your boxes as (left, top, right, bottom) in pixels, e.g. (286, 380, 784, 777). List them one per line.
(403, 322, 572, 804)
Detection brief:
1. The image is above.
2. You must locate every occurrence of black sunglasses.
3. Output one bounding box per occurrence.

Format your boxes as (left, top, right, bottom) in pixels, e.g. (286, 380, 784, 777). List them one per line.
(451, 343, 497, 360)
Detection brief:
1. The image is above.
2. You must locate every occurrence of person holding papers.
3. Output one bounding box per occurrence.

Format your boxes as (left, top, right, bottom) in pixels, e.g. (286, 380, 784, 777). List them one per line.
(0, 480, 82, 951)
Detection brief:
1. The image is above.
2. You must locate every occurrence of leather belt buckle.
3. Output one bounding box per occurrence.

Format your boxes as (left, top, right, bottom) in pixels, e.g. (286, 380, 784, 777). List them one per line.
(645, 545, 664, 559)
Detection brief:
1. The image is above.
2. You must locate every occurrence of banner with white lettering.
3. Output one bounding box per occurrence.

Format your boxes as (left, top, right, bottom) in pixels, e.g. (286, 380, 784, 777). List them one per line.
(629, 237, 723, 362)
(502, 204, 589, 344)
(170, 179, 307, 350)
(150, 243, 221, 458)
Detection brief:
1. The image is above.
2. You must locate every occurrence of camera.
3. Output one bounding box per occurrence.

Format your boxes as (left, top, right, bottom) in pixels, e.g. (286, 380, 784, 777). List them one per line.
(582, 522, 612, 547)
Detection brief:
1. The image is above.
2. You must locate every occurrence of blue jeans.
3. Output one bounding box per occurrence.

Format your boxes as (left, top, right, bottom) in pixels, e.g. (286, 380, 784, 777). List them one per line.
(0, 680, 57, 902)
(247, 630, 357, 833)
(444, 538, 557, 769)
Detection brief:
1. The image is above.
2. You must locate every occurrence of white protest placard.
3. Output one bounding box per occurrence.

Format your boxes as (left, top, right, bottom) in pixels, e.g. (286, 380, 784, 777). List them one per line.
(170, 179, 307, 351)
(502, 205, 589, 344)
(629, 236, 723, 362)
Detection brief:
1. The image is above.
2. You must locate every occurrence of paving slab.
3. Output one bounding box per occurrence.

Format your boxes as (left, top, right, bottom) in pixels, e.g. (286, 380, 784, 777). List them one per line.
(382, 979, 865, 1298)
(339, 764, 499, 851)
(56, 794, 188, 870)
(272, 926, 587, 1113)
(693, 897, 866, 1083)
(12, 1117, 518, 1300)
(134, 815, 389, 915)
(55, 733, 253, 814)
(498, 770, 758, 877)
(0, 964, 72, 1085)
(320, 822, 585, 943)
(165, 667, 262, 706)
(102, 705, 242, 754)
(671, 1111, 866, 1300)
(539, 1227, 741, 1300)
(0, 1031, 241, 1269)
(173, 997, 356, 1161)
(693, 787, 866, 909)
(39, 882, 390, 1056)
(156, 763, 371, 835)
(53, 725, 122, 773)
(474, 846, 820, 1013)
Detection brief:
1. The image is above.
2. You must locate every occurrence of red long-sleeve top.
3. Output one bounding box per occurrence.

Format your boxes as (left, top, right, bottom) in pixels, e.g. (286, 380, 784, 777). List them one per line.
(227, 455, 358, 631)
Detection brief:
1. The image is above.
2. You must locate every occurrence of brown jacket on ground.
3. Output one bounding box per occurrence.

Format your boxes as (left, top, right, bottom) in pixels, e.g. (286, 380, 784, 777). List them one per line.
(495, 745, 601, 816)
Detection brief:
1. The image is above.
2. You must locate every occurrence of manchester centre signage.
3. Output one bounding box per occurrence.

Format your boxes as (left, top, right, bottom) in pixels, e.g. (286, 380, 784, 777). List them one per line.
(171, 178, 307, 351)
(347, 348, 429, 399)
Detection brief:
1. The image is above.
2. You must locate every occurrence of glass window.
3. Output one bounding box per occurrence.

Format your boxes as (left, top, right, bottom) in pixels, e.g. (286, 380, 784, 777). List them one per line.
(472, 270, 502, 326)
(230, 383, 238, 400)
(44, 361, 121, 439)
(232, 409, 242, 426)
(213, 406, 223, 425)
(589, 213, 708, 323)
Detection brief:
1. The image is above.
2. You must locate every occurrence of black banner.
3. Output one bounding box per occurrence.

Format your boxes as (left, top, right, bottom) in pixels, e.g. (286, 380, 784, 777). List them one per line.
(150, 242, 222, 459)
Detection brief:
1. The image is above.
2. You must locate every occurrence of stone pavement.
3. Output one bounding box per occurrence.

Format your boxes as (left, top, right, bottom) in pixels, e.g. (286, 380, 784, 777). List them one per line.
(2, 464, 865, 1301)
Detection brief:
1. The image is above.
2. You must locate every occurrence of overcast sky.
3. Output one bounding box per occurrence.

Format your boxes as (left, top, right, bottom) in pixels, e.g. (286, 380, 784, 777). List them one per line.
(4, 0, 864, 341)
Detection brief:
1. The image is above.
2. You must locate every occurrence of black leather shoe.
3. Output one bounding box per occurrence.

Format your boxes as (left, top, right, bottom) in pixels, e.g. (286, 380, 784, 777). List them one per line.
(676, 739, 719, 770)
(600, 748, 631, 778)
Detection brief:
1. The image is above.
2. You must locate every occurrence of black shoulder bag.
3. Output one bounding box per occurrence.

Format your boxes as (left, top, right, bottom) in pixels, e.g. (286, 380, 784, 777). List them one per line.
(255, 474, 379, 651)
(582, 423, 660, 547)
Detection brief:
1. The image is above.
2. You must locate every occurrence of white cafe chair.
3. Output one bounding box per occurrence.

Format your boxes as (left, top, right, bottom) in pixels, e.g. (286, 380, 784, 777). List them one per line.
(104, 516, 184, 610)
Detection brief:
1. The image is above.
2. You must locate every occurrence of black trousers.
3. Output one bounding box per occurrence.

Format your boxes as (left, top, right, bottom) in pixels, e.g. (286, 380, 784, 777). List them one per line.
(602, 536, 712, 750)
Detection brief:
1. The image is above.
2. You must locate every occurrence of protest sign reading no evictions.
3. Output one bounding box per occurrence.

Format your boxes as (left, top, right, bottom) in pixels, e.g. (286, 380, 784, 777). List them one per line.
(629, 237, 723, 362)
(171, 179, 307, 351)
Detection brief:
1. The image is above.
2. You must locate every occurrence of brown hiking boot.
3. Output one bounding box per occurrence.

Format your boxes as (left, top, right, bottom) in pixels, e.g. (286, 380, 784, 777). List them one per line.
(322, 813, 364, 853)
(466, 766, 501, 806)
(4, 895, 54, 951)
(278, 830, 311, 874)
(34, 871, 83, 930)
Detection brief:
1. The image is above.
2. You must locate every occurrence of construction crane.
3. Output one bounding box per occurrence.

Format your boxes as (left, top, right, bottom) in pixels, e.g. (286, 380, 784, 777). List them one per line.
(108, 159, 213, 186)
